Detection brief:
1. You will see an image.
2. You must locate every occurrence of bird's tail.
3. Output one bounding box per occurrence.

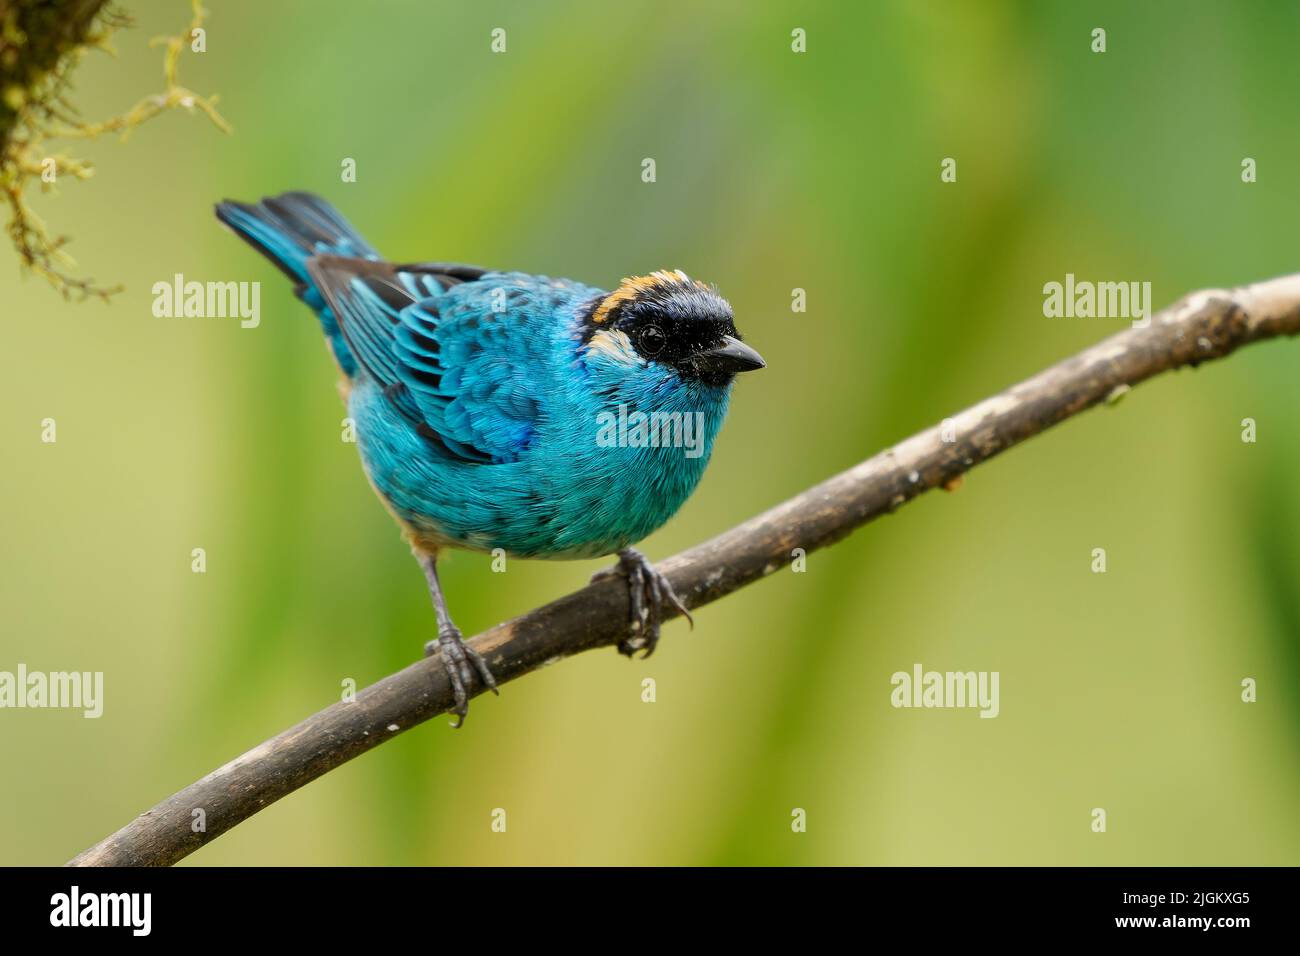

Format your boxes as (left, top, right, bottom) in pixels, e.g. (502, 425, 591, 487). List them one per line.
(215, 191, 380, 377)
(215, 191, 379, 286)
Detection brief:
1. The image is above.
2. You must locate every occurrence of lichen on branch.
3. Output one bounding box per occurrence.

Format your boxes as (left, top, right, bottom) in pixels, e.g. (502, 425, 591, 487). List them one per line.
(0, 0, 229, 301)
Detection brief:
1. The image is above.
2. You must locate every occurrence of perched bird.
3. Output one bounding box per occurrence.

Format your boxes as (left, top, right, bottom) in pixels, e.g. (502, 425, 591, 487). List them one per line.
(215, 192, 764, 724)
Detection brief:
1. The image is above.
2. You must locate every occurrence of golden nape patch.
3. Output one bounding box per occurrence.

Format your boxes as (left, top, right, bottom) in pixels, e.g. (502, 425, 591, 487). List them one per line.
(590, 269, 706, 324)
(586, 328, 642, 364)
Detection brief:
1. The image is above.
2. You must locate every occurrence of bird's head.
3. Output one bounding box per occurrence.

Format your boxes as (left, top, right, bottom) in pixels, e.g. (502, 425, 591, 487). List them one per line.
(582, 270, 765, 387)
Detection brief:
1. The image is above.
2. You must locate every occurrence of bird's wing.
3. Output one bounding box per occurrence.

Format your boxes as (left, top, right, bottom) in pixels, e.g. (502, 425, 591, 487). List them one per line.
(305, 255, 553, 464)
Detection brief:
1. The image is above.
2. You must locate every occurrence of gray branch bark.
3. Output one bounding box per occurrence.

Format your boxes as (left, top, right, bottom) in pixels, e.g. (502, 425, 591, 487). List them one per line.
(68, 273, 1300, 866)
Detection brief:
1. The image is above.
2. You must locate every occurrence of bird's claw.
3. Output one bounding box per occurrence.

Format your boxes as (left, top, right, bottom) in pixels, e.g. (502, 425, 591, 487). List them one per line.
(593, 548, 693, 659)
(424, 629, 499, 728)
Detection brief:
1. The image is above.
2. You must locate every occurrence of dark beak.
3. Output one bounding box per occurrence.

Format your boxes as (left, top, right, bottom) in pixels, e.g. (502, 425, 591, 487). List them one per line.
(695, 335, 766, 374)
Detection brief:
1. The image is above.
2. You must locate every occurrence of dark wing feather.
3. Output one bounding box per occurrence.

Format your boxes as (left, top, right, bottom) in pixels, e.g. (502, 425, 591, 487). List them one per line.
(305, 255, 535, 465)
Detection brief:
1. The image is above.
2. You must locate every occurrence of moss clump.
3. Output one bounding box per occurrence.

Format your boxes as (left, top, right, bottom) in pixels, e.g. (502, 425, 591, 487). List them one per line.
(0, 0, 229, 300)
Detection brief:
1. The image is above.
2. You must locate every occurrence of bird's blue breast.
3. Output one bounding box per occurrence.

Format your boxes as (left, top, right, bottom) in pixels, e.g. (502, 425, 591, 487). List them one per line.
(349, 274, 731, 559)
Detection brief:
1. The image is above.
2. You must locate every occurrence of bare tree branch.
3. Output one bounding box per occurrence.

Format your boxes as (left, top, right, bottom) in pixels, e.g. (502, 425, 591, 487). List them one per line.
(67, 273, 1300, 866)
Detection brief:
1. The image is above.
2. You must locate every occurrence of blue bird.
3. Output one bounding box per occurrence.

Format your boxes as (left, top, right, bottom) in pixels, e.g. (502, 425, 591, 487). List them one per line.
(215, 192, 764, 724)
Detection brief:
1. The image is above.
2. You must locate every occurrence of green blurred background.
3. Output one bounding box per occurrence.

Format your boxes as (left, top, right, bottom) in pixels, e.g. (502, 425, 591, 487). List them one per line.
(2, 0, 1298, 866)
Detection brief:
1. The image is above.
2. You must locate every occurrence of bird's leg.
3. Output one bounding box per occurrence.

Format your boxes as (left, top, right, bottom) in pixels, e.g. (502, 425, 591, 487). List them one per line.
(416, 551, 498, 727)
(591, 547, 693, 658)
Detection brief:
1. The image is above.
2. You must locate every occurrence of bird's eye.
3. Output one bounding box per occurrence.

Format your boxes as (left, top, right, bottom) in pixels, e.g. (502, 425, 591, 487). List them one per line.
(638, 324, 666, 356)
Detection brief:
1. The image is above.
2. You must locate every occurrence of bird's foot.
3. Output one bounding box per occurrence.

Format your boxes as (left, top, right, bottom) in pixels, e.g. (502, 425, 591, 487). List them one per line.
(592, 547, 693, 658)
(423, 628, 499, 728)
